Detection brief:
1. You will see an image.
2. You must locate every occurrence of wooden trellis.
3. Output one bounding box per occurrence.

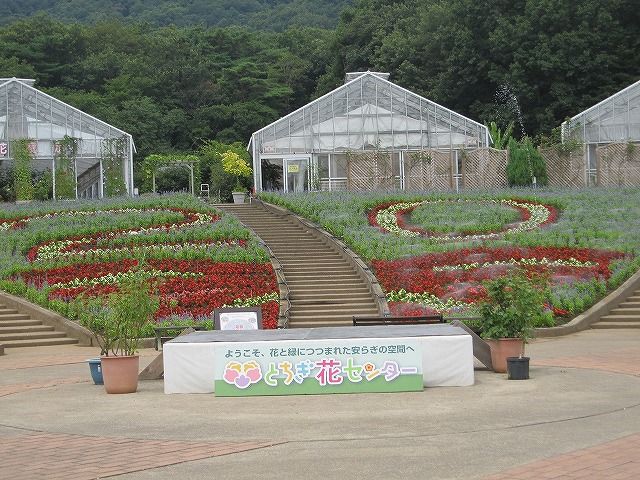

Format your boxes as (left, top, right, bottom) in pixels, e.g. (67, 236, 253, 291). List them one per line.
(596, 142, 640, 187)
(539, 146, 587, 189)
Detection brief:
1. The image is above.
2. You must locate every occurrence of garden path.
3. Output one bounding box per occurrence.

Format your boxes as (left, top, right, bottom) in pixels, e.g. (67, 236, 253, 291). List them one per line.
(217, 203, 380, 327)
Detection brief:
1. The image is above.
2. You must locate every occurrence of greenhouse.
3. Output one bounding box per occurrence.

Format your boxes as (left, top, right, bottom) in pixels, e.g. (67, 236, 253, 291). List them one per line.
(0, 78, 135, 201)
(249, 72, 490, 193)
(561, 79, 640, 186)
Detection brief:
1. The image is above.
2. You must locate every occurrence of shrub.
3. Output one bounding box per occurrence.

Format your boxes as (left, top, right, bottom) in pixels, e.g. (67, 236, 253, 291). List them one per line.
(507, 137, 547, 186)
(479, 271, 547, 340)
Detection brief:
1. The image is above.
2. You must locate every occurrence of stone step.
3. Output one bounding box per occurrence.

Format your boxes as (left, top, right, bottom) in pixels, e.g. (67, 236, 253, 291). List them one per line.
(291, 298, 375, 307)
(0, 325, 54, 334)
(0, 319, 43, 327)
(2, 337, 79, 348)
(608, 308, 640, 315)
(276, 254, 342, 260)
(281, 262, 347, 269)
(280, 257, 344, 263)
(290, 291, 372, 300)
(285, 274, 364, 284)
(285, 270, 357, 276)
(287, 284, 368, 292)
(0, 331, 68, 341)
(0, 313, 32, 321)
(0, 308, 19, 315)
(284, 271, 358, 279)
(618, 302, 640, 308)
(289, 320, 353, 328)
(284, 265, 355, 272)
(596, 315, 640, 322)
(254, 230, 306, 235)
(626, 296, 640, 302)
(290, 310, 379, 321)
(290, 307, 379, 316)
(591, 322, 640, 329)
(265, 242, 327, 248)
(289, 303, 378, 318)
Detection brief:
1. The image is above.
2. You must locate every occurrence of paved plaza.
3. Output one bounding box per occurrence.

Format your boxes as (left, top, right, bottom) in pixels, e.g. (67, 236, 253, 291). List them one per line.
(0, 329, 638, 479)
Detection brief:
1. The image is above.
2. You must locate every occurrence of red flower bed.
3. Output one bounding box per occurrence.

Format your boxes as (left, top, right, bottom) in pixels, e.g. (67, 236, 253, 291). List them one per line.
(33, 259, 279, 328)
(373, 246, 625, 305)
(20, 260, 139, 288)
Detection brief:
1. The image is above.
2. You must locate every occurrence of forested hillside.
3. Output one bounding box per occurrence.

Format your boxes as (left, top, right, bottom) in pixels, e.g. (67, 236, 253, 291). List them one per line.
(3, 0, 351, 30)
(0, 0, 638, 167)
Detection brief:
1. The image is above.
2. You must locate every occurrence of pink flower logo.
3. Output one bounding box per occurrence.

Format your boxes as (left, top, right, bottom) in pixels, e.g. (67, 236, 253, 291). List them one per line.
(223, 361, 262, 389)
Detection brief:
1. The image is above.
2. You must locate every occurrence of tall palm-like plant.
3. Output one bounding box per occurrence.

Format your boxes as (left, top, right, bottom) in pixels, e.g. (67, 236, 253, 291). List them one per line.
(487, 121, 514, 150)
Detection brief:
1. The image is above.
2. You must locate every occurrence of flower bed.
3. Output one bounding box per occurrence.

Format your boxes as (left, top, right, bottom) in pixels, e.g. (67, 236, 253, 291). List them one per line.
(260, 189, 640, 325)
(373, 246, 624, 316)
(0, 196, 279, 330)
(369, 199, 558, 240)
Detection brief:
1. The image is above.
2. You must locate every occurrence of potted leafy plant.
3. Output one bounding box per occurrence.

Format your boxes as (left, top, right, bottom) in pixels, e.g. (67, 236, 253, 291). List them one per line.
(71, 295, 117, 385)
(479, 270, 547, 376)
(221, 150, 252, 204)
(75, 277, 159, 393)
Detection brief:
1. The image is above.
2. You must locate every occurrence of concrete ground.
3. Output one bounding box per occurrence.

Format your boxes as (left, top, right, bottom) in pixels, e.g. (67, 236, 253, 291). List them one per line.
(0, 329, 639, 480)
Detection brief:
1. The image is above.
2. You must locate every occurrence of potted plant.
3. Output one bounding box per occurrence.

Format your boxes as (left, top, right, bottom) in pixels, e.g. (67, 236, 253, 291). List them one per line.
(479, 271, 547, 376)
(221, 150, 252, 204)
(71, 295, 116, 385)
(75, 277, 159, 393)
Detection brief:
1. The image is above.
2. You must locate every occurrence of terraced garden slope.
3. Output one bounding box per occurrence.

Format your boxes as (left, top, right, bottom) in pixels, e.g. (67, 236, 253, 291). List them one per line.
(261, 189, 640, 329)
(0, 195, 279, 334)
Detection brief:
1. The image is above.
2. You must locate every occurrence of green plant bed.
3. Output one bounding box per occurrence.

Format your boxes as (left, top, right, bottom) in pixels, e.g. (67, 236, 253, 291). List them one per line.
(408, 201, 521, 234)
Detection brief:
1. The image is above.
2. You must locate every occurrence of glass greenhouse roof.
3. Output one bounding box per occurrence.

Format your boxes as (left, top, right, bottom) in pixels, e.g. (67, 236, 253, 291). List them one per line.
(562, 79, 640, 144)
(0, 78, 135, 159)
(250, 72, 488, 155)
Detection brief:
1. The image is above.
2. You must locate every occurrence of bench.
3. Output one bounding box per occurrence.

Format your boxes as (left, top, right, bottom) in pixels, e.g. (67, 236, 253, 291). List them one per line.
(352, 314, 444, 326)
(154, 325, 207, 350)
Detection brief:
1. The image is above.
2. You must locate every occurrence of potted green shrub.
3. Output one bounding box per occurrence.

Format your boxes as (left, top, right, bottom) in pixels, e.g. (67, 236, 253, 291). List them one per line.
(479, 271, 547, 376)
(71, 296, 115, 385)
(75, 277, 159, 393)
(221, 150, 252, 204)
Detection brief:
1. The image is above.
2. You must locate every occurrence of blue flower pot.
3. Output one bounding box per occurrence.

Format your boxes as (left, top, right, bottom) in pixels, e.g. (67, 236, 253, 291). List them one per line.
(87, 358, 103, 385)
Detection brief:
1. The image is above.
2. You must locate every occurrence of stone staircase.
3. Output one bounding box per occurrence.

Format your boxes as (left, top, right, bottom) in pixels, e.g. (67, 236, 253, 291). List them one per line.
(217, 203, 380, 327)
(591, 287, 640, 329)
(0, 302, 79, 348)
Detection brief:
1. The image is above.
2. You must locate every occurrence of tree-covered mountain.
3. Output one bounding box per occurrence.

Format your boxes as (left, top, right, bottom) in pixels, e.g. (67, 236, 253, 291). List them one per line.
(1, 0, 638, 167)
(3, 0, 351, 31)
(328, 0, 640, 137)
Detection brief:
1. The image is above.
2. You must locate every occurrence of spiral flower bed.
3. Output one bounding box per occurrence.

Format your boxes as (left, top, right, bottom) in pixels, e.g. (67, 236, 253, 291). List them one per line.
(3, 203, 279, 329)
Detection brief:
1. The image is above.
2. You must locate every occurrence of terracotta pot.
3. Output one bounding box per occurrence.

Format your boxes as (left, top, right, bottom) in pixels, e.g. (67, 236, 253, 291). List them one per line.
(485, 338, 524, 373)
(100, 355, 139, 394)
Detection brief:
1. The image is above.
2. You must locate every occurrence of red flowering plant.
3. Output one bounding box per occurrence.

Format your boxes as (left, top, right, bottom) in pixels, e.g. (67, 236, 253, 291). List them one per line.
(2, 196, 280, 331)
(374, 246, 625, 318)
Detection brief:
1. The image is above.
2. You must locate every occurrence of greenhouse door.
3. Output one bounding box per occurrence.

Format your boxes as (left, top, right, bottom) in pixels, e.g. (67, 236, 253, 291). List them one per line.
(284, 156, 310, 193)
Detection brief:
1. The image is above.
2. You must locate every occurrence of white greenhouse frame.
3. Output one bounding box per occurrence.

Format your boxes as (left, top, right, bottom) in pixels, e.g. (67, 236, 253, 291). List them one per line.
(561, 78, 640, 145)
(561, 78, 640, 186)
(249, 72, 489, 192)
(0, 78, 135, 199)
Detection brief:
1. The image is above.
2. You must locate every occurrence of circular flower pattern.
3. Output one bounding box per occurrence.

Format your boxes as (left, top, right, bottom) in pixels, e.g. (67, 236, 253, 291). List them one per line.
(370, 198, 557, 241)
